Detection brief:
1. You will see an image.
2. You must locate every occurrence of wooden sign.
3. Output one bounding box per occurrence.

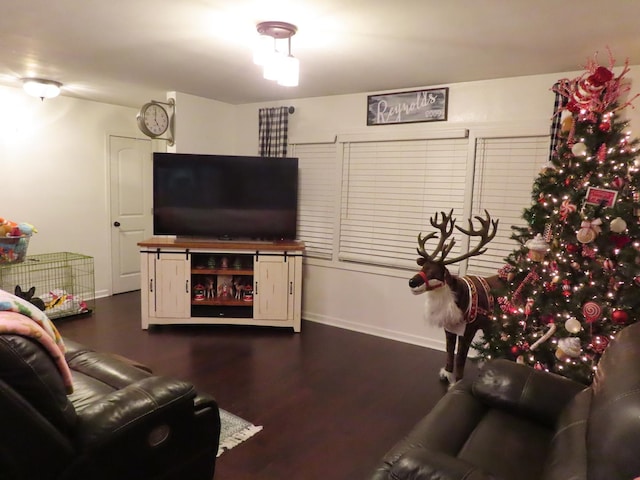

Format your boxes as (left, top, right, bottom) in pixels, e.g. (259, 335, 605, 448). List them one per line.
(367, 87, 448, 126)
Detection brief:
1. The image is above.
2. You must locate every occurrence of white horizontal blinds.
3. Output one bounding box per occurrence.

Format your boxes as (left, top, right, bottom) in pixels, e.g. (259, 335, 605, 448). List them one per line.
(467, 135, 550, 276)
(290, 143, 336, 259)
(339, 138, 469, 269)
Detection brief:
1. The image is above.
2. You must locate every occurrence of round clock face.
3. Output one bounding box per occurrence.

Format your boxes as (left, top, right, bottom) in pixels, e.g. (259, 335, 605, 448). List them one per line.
(137, 103, 169, 137)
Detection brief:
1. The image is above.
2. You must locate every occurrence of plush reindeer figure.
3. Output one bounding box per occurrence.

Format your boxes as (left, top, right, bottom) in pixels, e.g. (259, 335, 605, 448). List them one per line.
(409, 209, 500, 384)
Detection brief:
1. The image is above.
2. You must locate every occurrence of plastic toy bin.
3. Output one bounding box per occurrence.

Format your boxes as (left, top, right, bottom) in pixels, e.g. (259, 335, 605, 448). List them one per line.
(0, 236, 30, 265)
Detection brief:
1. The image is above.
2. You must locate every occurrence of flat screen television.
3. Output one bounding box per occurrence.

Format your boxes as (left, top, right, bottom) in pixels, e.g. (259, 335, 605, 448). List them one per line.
(153, 153, 298, 240)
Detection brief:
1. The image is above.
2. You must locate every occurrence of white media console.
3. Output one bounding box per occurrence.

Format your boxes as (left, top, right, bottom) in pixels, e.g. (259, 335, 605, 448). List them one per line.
(139, 238, 304, 332)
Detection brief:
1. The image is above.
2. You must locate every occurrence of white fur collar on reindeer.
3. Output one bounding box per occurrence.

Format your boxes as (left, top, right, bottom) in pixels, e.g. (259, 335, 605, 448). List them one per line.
(414, 282, 465, 336)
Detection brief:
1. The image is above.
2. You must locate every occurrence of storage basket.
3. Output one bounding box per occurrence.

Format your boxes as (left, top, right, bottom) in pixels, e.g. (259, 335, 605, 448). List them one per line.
(0, 236, 31, 264)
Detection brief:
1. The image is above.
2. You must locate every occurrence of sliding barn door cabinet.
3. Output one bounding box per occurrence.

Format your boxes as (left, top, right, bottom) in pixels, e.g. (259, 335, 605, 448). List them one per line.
(139, 238, 304, 332)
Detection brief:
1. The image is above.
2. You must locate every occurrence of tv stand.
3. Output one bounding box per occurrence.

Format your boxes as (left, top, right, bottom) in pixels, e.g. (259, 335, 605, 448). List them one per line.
(138, 237, 304, 332)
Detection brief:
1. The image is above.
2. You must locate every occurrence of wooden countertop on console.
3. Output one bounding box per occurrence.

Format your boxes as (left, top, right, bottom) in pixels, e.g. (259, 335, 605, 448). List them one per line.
(138, 237, 305, 251)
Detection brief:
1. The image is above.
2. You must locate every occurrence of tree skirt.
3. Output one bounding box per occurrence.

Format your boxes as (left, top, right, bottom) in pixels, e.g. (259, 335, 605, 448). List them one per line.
(217, 409, 263, 457)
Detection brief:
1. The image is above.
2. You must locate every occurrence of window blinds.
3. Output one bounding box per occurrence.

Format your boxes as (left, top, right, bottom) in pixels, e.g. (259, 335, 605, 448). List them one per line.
(338, 137, 469, 269)
(290, 143, 337, 259)
(466, 136, 550, 276)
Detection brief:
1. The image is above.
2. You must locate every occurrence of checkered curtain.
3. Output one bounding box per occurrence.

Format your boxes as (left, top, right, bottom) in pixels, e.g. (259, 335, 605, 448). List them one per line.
(258, 107, 290, 157)
(549, 82, 567, 161)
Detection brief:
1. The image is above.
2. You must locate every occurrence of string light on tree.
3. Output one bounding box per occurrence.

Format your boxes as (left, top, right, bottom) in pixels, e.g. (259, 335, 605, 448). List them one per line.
(474, 49, 640, 384)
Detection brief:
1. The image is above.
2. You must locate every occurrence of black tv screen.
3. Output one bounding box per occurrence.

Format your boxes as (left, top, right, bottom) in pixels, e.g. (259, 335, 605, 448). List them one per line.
(153, 153, 298, 240)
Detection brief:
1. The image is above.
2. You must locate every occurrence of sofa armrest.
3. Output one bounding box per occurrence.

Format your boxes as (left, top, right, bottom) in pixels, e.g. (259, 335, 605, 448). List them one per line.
(472, 359, 586, 427)
(75, 376, 197, 449)
(383, 447, 497, 480)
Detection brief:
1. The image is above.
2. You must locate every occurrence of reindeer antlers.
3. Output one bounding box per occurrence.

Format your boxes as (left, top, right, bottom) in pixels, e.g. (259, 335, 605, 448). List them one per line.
(416, 210, 499, 265)
(417, 209, 457, 261)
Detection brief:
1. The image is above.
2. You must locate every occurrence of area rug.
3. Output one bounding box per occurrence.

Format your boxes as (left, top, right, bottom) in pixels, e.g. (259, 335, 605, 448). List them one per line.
(217, 409, 263, 457)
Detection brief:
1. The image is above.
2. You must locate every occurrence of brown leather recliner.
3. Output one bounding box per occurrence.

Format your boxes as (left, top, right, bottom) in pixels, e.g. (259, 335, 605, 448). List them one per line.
(369, 322, 640, 480)
(0, 335, 220, 480)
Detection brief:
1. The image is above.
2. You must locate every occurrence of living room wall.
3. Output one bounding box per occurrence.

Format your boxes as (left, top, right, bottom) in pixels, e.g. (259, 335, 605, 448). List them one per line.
(225, 68, 640, 350)
(0, 86, 140, 298)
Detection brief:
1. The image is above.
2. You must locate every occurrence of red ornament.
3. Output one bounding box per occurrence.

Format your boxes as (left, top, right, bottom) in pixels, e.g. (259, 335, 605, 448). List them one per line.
(610, 234, 631, 249)
(611, 176, 625, 189)
(541, 314, 555, 325)
(566, 100, 581, 114)
(599, 121, 611, 132)
(590, 335, 609, 354)
(566, 243, 579, 254)
(611, 309, 629, 325)
(562, 279, 572, 297)
(589, 66, 614, 86)
(510, 345, 521, 357)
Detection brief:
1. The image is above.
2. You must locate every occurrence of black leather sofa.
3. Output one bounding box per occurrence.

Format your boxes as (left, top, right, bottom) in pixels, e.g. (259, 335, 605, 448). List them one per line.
(0, 334, 220, 480)
(369, 322, 640, 480)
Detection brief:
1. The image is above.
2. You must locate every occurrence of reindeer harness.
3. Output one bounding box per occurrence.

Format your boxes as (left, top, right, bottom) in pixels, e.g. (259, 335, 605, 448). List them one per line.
(461, 275, 493, 324)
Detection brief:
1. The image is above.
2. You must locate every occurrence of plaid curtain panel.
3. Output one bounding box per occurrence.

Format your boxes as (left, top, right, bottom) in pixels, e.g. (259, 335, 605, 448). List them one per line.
(549, 82, 567, 161)
(258, 107, 290, 157)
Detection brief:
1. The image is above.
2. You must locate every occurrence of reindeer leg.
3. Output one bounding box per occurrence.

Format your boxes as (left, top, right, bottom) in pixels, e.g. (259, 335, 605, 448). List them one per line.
(454, 326, 477, 381)
(439, 330, 457, 384)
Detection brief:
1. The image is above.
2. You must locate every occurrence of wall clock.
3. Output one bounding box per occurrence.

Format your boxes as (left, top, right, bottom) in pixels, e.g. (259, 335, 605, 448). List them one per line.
(136, 99, 175, 145)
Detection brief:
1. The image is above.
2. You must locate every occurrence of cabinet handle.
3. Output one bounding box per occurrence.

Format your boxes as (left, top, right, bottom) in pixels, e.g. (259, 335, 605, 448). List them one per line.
(186, 279, 189, 293)
(254, 281, 258, 295)
(150, 279, 153, 293)
(289, 281, 293, 295)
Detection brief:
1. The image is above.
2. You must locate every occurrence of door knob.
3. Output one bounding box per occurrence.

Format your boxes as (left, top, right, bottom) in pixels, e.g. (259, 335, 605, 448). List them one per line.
(113, 221, 121, 227)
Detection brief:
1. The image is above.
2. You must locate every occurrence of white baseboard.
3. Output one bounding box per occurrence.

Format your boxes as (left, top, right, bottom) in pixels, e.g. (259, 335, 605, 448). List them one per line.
(303, 311, 446, 352)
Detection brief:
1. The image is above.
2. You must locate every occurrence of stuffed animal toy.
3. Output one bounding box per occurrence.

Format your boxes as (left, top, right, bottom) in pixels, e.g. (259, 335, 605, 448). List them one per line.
(409, 210, 501, 385)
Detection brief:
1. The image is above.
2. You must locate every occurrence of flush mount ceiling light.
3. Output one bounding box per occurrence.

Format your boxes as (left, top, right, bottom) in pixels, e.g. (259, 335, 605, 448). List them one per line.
(21, 78, 63, 100)
(254, 21, 299, 87)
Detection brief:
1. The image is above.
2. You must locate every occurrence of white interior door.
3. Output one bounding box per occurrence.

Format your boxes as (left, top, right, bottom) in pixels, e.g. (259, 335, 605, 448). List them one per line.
(109, 135, 153, 294)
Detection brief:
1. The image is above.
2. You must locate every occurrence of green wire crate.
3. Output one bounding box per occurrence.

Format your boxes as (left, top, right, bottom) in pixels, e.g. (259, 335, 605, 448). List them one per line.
(0, 252, 95, 320)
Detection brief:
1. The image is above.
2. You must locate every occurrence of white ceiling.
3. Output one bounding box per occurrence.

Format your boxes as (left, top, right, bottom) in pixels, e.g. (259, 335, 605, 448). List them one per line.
(2, 1, 640, 108)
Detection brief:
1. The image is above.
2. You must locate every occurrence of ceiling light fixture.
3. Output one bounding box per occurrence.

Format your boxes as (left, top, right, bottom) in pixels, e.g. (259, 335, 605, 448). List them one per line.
(254, 21, 299, 87)
(21, 78, 63, 100)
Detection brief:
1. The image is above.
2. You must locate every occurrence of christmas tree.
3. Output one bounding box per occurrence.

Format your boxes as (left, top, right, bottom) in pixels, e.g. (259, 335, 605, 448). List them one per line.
(475, 51, 640, 384)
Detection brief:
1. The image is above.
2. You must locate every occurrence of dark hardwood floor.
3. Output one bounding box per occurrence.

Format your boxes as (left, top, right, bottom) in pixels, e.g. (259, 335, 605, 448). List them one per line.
(56, 291, 463, 480)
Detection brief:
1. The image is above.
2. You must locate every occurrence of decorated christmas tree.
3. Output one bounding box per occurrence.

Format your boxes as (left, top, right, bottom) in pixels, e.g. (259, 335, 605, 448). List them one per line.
(475, 52, 640, 384)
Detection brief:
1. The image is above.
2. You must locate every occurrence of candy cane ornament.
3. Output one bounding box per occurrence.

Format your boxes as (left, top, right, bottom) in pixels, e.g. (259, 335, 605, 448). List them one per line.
(530, 323, 557, 351)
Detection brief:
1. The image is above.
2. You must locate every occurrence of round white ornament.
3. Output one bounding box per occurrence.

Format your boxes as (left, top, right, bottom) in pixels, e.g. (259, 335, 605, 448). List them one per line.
(571, 142, 588, 157)
(565, 317, 582, 334)
(610, 217, 627, 233)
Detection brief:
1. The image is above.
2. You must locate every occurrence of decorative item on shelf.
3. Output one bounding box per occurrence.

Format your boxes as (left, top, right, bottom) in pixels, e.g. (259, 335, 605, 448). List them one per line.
(204, 276, 215, 299)
(206, 256, 217, 269)
(220, 256, 229, 269)
(217, 275, 233, 298)
(193, 284, 205, 301)
(243, 285, 253, 302)
(232, 257, 243, 269)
